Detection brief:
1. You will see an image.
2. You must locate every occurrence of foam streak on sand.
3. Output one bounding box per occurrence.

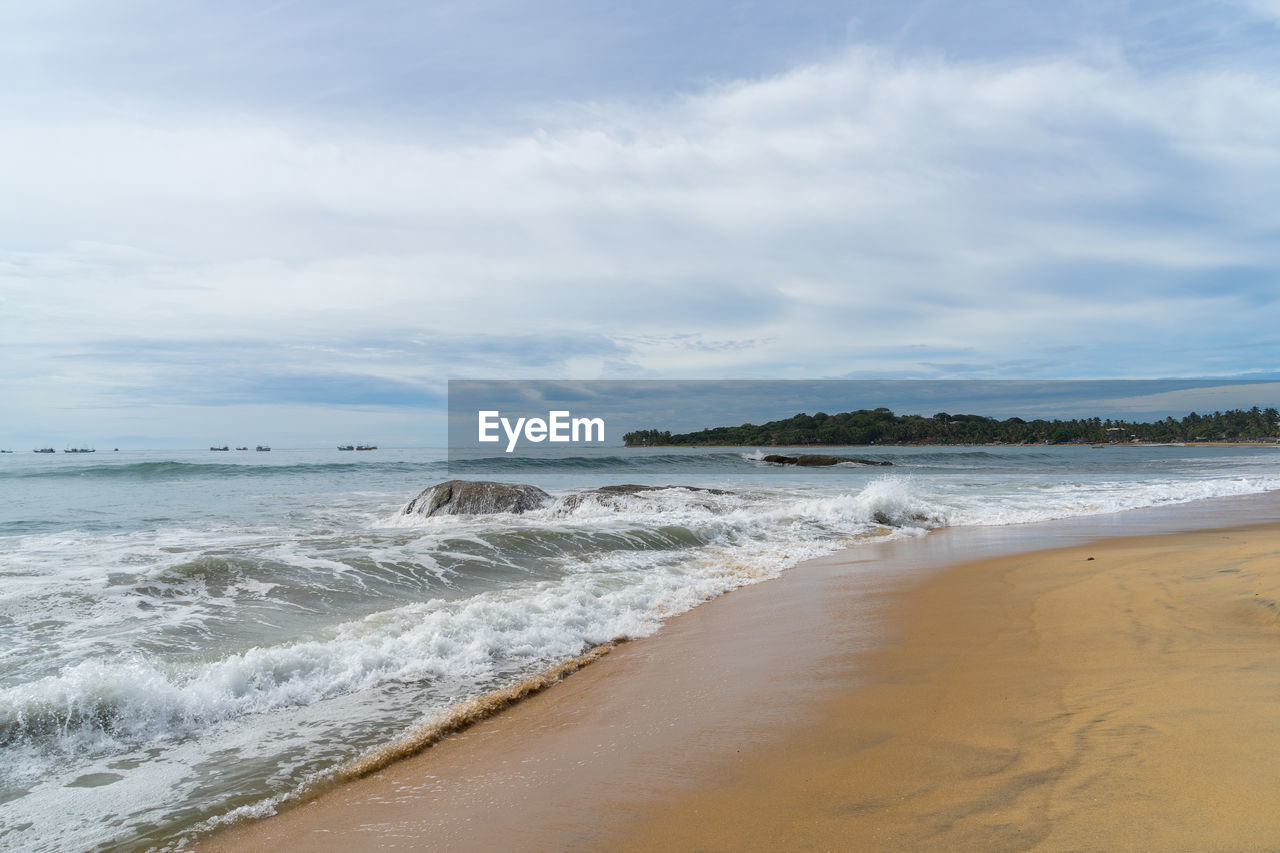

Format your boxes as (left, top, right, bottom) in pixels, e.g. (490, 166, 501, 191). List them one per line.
(204, 496, 1280, 852)
(334, 639, 621, 783)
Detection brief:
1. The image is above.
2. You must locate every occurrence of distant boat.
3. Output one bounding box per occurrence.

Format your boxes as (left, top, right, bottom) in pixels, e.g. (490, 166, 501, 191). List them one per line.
(235, 447, 248, 451)
(64, 448, 95, 453)
(256, 445, 270, 452)
(356, 443, 377, 451)
(0, 449, 12, 453)
(338, 444, 354, 451)
(210, 446, 229, 451)
(34, 448, 55, 453)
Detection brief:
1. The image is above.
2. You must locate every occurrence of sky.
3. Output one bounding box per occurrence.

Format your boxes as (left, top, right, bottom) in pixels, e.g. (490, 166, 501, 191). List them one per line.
(2, 0, 1279, 447)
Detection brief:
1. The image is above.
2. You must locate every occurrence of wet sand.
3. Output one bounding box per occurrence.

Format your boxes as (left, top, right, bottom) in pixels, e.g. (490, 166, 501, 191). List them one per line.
(204, 496, 1280, 852)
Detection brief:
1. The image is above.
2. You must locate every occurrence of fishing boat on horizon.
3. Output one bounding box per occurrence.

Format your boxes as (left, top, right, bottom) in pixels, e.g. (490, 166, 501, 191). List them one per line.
(33, 448, 54, 453)
(356, 443, 377, 451)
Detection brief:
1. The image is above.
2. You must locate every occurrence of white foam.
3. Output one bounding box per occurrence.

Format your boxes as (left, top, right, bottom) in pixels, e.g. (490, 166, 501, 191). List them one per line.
(0, 532, 833, 756)
(8, 471, 1280, 764)
(944, 475, 1280, 527)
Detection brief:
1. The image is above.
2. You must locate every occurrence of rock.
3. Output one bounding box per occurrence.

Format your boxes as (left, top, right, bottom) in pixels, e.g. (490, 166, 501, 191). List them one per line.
(404, 480, 551, 517)
(845, 457, 893, 466)
(761, 454, 892, 467)
(555, 484, 729, 513)
(591, 484, 728, 495)
(794, 454, 849, 466)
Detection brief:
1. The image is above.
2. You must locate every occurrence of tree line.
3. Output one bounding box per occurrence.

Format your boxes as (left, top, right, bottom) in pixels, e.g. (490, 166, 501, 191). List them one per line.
(622, 406, 1280, 447)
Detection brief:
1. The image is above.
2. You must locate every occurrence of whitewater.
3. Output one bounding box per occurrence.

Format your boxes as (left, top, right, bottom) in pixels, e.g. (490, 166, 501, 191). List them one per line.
(1, 444, 1278, 851)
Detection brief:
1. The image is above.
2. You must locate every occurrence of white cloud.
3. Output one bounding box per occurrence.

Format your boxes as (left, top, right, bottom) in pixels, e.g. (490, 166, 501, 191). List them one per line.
(3, 42, 1280, 442)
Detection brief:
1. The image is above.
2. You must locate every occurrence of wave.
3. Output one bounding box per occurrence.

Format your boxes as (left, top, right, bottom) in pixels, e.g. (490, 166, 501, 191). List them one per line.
(2, 477, 948, 756)
(448, 452, 754, 470)
(0, 544, 793, 754)
(944, 475, 1280, 527)
(0, 460, 444, 482)
(886, 449, 1063, 462)
(0, 447, 1106, 484)
(387, 471, 1280, 541)
(0, 590, 624, 751)
(383, 477, 945, 531)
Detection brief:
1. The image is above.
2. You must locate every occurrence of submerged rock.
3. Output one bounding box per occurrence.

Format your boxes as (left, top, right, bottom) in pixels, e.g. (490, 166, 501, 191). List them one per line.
(761, 454, 892, 467)
(404, 480, 552, 517)
(591, 483, 728, 496)
(556, 484, 729, 513)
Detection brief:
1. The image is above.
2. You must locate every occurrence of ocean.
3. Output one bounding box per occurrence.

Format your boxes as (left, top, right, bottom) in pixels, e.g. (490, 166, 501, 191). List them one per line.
(1, 444, 1278, 851)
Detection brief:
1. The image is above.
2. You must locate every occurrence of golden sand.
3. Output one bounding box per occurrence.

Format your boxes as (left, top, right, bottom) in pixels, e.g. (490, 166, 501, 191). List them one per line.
(618, 525, 1280, 851)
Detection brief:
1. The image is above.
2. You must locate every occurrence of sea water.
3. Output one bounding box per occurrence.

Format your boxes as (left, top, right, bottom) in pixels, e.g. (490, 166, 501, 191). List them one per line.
(1, 444, 1278, 850)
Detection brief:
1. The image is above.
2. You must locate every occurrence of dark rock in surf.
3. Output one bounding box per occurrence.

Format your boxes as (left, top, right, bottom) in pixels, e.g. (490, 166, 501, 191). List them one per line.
(404, 480, 552, 517)
(761, 454, 892, 467)
(794, 454, 892, 466)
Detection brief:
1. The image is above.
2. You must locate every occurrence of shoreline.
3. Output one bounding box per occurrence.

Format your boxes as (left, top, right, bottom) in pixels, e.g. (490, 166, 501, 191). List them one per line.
(202, 493, 1280, 851)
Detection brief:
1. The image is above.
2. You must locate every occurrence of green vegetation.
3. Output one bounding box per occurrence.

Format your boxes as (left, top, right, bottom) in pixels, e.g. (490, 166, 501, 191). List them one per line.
(623, 406, 1280, 447)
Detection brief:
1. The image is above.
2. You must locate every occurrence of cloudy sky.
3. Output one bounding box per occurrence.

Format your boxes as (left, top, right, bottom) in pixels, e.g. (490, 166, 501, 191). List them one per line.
(2, 0, 1279, 447)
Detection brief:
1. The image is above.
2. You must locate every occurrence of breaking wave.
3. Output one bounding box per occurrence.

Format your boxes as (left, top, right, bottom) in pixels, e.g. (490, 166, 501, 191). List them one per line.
(3, 477, 945, 757)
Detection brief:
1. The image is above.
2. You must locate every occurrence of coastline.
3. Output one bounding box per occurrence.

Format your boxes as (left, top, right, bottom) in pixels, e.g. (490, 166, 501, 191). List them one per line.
(202, 493, 1280, 851)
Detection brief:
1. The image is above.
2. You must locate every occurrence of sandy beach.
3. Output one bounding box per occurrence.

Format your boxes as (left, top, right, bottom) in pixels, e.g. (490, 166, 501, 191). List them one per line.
(203, 497, 1280, 852)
